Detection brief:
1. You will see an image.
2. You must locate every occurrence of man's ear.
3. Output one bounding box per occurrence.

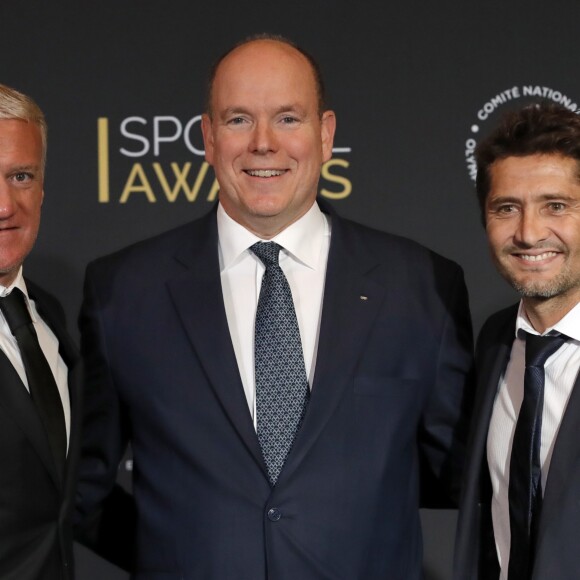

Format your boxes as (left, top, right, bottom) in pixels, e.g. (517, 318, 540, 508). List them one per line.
(201, 114, 214, 164)
(320, 110, 336, 162)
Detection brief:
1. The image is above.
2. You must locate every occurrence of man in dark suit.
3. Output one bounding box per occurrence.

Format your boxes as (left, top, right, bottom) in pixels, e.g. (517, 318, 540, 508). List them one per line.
(0, 83, 81, 579)
(455, 102, 580, 580)
(76, 35, 473, 579)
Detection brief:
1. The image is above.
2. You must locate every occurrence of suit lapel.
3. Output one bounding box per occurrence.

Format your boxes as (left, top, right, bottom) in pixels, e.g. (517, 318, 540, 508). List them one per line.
(0, 347, 61, 487)
(538, 352, 580, 544)
(30, 286, 84, 516)
(28, 284, 82, 489)
(471, 311, 516, 489)
(166, 210, 266, 475)
(62, 358, 82, 513)
(28, 283, 79, 371)
(278, 213, 389, 484)
(455, 308, 515, 579)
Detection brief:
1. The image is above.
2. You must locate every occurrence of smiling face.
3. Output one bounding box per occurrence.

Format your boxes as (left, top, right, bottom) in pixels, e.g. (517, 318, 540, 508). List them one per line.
(202, 39, 336, 239)
(0, 119, 43, 287)
(485, 153, 580, 314)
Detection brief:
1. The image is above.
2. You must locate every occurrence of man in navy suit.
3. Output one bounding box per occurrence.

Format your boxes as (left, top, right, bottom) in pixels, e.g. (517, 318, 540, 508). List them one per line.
(0, 83, 81, 579)
(455, 102, 580, 580)
(76, 35, 473, 579)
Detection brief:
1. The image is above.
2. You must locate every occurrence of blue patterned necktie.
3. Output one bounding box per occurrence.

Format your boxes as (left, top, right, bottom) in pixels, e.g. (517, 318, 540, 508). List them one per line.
(251, 241, 310, 486)
(508, 332, 567, 579)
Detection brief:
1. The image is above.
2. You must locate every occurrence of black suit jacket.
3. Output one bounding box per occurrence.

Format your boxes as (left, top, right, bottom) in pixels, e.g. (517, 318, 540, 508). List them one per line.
(455, 304, 580, 579)
(77, 204, 474, 580)
(0, 280, 81, 580)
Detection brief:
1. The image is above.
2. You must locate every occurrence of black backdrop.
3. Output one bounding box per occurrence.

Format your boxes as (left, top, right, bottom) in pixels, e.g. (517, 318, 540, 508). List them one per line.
(3, 1, 580, 577)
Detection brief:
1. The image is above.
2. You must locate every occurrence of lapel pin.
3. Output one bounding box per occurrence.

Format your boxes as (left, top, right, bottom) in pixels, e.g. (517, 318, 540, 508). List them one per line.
(360, 295, 368, 301)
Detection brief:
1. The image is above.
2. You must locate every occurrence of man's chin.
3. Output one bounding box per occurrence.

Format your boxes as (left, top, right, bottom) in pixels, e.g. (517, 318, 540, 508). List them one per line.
(507, 276, 570, 299)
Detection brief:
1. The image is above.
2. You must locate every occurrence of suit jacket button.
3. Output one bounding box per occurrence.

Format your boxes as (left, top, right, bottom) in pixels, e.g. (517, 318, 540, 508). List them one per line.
(267, 508, 282, 521)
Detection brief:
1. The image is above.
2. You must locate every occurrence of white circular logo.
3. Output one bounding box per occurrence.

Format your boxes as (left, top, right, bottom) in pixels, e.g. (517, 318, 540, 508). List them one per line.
(464, 85, 578, 181)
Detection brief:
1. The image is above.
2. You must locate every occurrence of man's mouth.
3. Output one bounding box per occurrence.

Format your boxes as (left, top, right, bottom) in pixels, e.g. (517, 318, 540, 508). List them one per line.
(516, 251, 559, 262)
(244, 169, 286, 178)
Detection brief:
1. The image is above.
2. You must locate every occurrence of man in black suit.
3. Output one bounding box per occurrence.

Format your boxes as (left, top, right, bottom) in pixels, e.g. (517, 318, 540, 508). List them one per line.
(0, 83, 80, 579)
(455, 102, 580, 580)
(76, 35, 473, 579)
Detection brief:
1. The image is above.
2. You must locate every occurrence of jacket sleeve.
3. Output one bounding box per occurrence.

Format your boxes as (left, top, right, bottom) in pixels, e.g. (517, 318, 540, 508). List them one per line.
(73, 261, 136, 571)
(419, 261, 475, 508)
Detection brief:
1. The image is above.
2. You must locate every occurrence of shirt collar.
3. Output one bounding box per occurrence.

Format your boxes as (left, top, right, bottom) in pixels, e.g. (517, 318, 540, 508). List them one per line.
(0, 268, 37, 323)
(217, 201, 329, 271)
(515, 299, 580, 342)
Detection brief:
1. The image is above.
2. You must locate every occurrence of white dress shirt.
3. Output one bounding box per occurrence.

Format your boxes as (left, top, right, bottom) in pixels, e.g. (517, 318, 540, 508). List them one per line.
(487, 300, 580, 578)
(0, 268, 70, 448)
(218, 201, 331, 427)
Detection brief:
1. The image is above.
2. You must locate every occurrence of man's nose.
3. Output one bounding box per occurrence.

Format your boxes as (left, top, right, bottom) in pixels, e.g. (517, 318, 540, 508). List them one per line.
(513, 209, 550, 247)
(249, 121, 278, 154)
(0, 181, 17, 219)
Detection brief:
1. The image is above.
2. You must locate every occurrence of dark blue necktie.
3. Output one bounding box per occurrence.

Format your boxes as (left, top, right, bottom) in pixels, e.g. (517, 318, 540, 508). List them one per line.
(251, 242, 310, 486)
(0, 288, 66, 475)
(508, 332, 566, 579)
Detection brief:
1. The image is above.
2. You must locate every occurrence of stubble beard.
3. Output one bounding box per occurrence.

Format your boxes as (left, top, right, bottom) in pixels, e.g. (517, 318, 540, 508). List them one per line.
(497, 257, 580, 300)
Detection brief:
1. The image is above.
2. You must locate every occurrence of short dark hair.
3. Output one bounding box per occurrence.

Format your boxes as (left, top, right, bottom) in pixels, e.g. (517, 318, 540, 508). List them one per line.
(204, 33, 327, 118)
(476, 101, 580, 224)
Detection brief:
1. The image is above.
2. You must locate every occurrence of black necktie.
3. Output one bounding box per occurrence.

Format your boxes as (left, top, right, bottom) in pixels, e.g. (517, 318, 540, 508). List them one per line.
(508, 332, 566, 579)
(251, 242, 310, 486)
(0, 289, 66, 474)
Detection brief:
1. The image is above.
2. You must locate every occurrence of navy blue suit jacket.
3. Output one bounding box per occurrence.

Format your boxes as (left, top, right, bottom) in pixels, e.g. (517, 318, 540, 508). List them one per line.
(77, 204, 473, 580)
(455, 304, 580, 579)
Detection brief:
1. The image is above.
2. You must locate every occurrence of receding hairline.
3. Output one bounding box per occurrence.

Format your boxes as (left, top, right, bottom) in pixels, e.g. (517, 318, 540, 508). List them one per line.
(205, 35, 327, 118)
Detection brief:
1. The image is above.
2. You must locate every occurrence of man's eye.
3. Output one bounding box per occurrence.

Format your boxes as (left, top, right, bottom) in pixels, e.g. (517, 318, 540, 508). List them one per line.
(13, 172, 32, 182)
(280, 116, 298, 124)
(228, 117, 247, 125)
(548, 202, 566, 212)
(497, 204, 516, 214)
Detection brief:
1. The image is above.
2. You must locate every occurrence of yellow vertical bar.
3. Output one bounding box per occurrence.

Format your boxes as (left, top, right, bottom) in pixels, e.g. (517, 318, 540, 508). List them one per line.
(98, 118, 109, 203)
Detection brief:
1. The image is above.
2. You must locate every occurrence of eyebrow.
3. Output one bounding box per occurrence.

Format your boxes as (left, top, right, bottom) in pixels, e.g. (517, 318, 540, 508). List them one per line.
(220, 104, 306, 118)
(273, 104, 305, 115)
(487, 192, 577, 208)
(8, 164, 40, 172)
(539, 193, 577, 200)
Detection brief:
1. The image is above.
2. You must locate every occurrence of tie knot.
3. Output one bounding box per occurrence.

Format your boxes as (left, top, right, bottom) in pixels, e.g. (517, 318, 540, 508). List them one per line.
(251, 241, 282, 267)
(0, 288, 32, 335)
(524, 332, 567, 368)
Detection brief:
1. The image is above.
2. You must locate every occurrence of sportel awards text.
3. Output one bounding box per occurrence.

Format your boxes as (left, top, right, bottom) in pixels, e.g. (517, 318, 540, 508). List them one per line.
(97, 116, 353, 203)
